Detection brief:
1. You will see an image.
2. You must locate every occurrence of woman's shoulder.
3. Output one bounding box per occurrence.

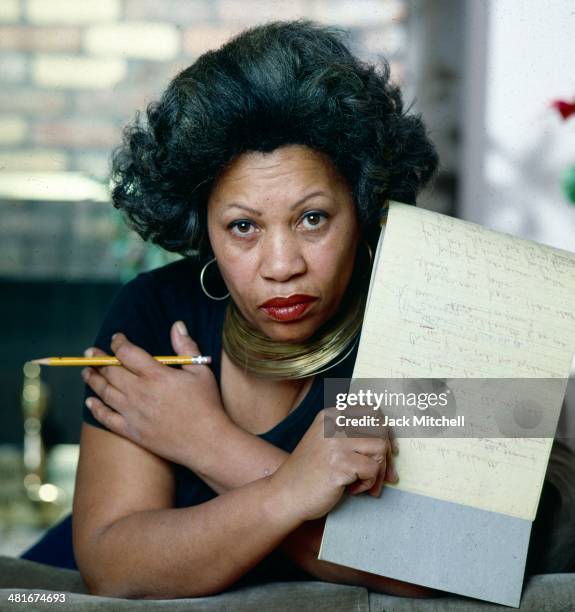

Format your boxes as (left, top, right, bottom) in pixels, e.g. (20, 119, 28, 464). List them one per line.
(138, 256, 200, 287)
(127, 257, 207, 307)
(105, 257, 217, 343)
(97, 259, 217, 354)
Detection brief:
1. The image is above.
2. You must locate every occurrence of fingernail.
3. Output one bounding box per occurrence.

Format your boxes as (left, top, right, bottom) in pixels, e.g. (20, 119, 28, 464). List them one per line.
(111, 333, 119, 341)
(392, 467, 399, 483)
(84, 348, 94, 357)
(85, 398, 93, 409)
(176, 321, 188, 336)
(81, 368, 89, 380)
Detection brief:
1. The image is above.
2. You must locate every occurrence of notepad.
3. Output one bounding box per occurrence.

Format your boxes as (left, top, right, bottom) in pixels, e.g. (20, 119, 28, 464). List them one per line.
(319, 202, 575, 607)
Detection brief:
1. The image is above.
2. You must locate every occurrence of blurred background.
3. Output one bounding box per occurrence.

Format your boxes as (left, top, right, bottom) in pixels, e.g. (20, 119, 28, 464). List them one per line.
(1, 0, 574, 555)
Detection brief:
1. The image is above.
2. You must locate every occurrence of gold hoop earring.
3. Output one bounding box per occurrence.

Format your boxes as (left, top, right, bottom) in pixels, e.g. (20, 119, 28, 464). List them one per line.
(200, 257, 230, 301)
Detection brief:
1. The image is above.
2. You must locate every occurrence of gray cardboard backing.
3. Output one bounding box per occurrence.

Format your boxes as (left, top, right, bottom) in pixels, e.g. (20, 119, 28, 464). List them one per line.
(319, 487, 531, 607)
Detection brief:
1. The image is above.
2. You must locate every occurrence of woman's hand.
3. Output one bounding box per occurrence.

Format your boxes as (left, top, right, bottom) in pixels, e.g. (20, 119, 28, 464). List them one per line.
(82, 321, 232, 473)
(268, 408, 398, 525)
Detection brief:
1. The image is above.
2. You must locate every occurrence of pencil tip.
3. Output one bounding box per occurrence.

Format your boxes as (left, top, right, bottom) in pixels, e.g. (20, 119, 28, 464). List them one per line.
(29, 358, 48, 365)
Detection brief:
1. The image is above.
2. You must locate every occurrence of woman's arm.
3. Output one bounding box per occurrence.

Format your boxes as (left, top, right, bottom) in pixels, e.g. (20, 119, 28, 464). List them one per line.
(188, 426, 433, 598)
(83, 329, 396, 494)
(83, 330, 432, 598)
(73, 423, 301, 599)
(74, 408, 394, 599)
(80, 412, 431, 597)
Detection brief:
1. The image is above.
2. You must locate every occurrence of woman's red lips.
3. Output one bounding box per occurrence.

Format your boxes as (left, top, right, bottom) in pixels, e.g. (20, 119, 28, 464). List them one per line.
(259, 295, 318, 322)
(260, 294, 316, 308)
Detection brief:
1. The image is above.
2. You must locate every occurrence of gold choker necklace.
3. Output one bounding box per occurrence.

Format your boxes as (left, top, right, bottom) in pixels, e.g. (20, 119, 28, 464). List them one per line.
(221, 271, 369, 380)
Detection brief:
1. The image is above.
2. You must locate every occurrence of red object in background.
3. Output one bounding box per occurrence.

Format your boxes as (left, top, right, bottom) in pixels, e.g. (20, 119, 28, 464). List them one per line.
(551, 99, 575, 120)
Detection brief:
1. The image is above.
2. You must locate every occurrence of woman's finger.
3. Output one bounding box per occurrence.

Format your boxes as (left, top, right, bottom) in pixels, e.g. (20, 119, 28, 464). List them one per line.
(170, 321, 205, 374)
(384, 448, 399, 484)
(389, 429, 400, 456)
(351, 435, 389, 461)
(110, 333, 163, 377)
(85, 345, 141, 396)
(367, 462, 387, 497)
(82, 367, 126, 411)
(85, 397, 131, 438)
(386, 430, 400, 483)
(345, 453, 381, 494)
(349, 462, 387, 496)
(347, 481, 365, 495)
(84, 347, 108, 358)
(354, 436, 398, 496)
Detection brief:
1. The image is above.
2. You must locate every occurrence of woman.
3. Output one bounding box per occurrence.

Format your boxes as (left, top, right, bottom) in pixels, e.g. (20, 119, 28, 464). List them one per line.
(25, 20, 439, 598)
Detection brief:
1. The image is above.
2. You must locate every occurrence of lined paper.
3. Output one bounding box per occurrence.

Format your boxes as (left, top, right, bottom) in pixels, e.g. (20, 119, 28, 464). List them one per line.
(353, 203, 575, 519)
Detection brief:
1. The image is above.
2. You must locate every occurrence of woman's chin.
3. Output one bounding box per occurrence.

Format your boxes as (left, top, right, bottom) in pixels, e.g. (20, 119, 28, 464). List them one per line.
(259, 318, 320, 344)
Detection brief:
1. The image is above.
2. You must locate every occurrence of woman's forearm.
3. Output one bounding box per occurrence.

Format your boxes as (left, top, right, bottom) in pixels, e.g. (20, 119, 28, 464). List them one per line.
(192, 422, 288, 493)
(79, 475, 299, 599)
(193, 426, 435, 598)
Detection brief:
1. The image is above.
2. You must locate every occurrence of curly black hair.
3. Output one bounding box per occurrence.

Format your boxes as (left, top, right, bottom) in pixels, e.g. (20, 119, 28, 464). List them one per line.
(111, 20, 439, 259)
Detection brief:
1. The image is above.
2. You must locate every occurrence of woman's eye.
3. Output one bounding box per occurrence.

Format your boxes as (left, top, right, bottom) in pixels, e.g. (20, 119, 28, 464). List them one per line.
(301, 211, 327, 230)
(229, 220, 256, 236)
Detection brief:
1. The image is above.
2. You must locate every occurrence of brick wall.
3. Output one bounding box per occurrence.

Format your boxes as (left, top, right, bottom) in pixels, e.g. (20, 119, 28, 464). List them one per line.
(0, 0, 411, 280)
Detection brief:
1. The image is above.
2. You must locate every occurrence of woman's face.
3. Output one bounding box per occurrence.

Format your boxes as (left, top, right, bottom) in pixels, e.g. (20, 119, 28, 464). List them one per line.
(207, 145, 360, 343)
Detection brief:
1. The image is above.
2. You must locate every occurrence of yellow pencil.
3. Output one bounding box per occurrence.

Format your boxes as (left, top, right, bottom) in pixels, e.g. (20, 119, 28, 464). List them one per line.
(29, 356, 211, 366)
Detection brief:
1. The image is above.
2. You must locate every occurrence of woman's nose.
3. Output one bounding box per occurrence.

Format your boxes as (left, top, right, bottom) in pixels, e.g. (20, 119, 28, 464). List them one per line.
(259, 233, 307, 282)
